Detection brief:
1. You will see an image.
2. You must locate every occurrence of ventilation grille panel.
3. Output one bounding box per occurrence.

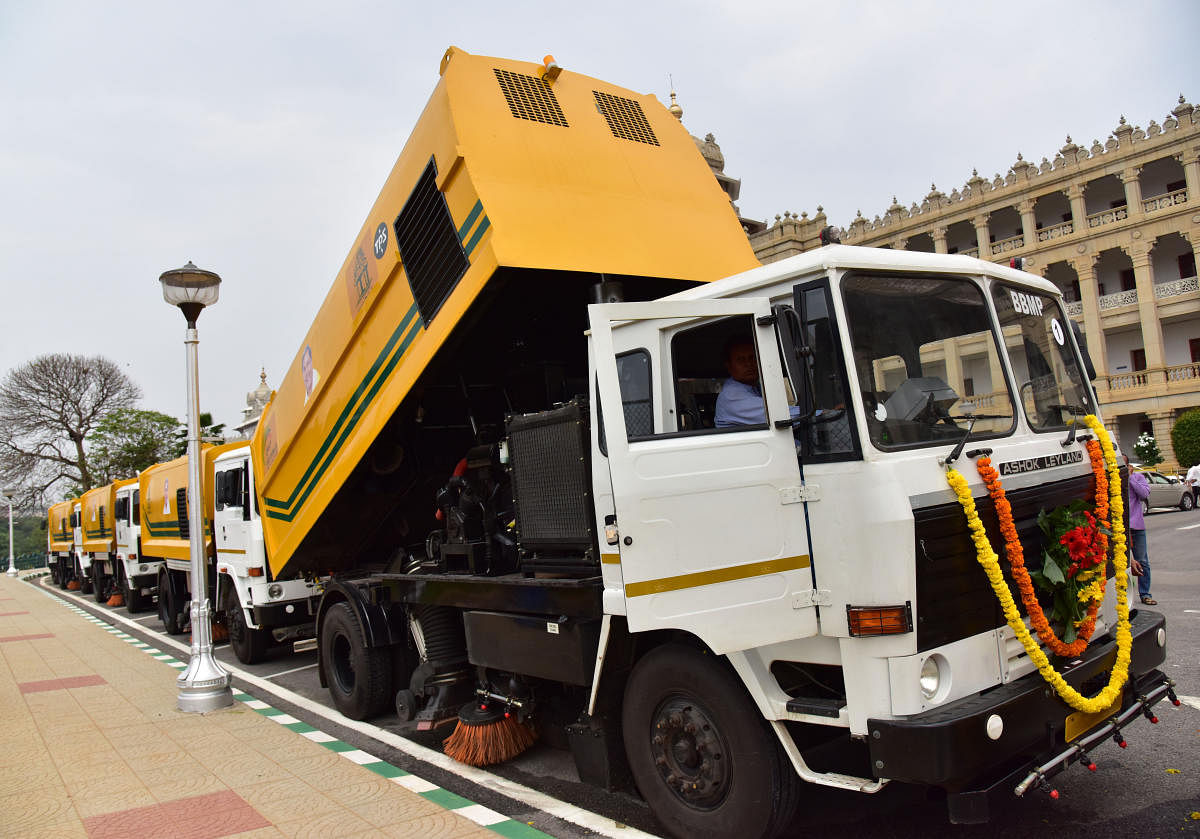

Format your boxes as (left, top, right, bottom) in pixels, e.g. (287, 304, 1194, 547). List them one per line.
(394, 160, 470, 326)
(494, 69, 568, 127)
(593, 90, 659, 146)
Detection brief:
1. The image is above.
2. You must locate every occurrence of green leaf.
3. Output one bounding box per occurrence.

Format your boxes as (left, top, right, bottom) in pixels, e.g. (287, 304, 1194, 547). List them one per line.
(1041, 554, 1066, 585)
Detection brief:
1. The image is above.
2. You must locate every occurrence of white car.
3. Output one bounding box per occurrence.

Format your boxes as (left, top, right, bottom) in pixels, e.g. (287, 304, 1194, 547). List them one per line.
(1136, 470, 1195, 513)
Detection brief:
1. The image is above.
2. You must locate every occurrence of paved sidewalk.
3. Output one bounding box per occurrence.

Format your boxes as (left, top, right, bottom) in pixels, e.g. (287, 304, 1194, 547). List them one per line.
(0, 573, 519, 839)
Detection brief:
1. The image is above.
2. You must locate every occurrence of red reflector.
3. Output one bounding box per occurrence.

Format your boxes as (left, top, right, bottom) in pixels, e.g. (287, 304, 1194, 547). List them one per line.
(129, 554, 137, 560)
(846, 604, 913, 637)
(248, 567, 264, 577)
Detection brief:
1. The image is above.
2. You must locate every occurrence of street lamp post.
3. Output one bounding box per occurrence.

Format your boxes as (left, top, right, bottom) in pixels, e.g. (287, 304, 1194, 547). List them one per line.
(3, 488, 16, 577)
(160, 260, 232, 713)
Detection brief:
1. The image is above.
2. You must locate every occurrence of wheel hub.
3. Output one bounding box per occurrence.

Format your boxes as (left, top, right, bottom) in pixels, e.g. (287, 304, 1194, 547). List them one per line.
(650, 700, 728, 808)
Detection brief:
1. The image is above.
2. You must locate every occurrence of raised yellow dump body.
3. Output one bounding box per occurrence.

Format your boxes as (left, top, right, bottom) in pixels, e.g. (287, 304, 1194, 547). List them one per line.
(80, 484, 116, 554)
(254, 47, 759, 580)
(47, 500, 74, 552)
(140, 444, 242, 563)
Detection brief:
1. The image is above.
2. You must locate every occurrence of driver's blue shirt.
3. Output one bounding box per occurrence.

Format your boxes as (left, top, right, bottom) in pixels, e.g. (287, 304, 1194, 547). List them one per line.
(715, 378, 764, 427)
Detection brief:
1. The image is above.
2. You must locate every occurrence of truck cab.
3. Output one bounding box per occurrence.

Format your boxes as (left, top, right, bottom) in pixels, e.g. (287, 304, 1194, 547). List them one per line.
(113, 478, 153, 611)
(70, 499, 89, 593)
(46, 499, 74, 588)
(213, 445, 319, 663)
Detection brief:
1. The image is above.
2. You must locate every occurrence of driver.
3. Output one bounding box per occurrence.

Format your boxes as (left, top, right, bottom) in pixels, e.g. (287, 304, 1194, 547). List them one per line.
(715, 336, 766, 427)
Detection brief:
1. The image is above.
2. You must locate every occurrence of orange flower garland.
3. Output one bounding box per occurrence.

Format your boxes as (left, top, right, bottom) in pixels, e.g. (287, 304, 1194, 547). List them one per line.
(974, 456, 1099, 657)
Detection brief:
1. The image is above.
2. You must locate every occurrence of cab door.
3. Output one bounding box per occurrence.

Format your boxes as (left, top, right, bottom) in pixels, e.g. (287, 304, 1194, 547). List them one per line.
(215, 459, 251, 559)
(589, 299, 818, 654)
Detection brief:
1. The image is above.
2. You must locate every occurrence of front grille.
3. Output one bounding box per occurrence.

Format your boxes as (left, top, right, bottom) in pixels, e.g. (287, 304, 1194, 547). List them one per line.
(394, 159, 470, 326)
(494, 69, 568, 126)
(914, 472, 1107, 652)
(592, 90, 659, 146)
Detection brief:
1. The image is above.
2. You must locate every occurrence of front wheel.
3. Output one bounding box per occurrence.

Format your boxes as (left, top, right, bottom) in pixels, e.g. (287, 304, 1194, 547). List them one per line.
(124, 568, 148, 613)
(622, 644, 800, 839)
(225, 585, 269, 664)
(78, 558, 93, 595)
(158, 570, 186, 635)
(320, 602, 392, 720)
(93, 566, 109, 604)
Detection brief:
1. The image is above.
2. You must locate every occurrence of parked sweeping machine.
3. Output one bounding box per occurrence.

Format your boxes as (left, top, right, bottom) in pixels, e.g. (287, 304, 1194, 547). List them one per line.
(244, 48, 1174, 839)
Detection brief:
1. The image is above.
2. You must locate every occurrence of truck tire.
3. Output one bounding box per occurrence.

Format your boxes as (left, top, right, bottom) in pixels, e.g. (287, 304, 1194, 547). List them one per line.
(158, 570, 186, 635)
(124, 569, 148, 613)
(225, 586, 269, 664)
(93, 565, 108, 604)
(78, 558, 94, 595)
(622, 644, 800, 839)
(57, 558, 70, 589)
(321, 602, 392, 720)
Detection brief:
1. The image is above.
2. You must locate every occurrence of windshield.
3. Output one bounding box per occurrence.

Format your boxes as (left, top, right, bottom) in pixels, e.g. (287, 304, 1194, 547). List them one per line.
(991, 284, 1093, 431)
(842, 273, 1015, 449)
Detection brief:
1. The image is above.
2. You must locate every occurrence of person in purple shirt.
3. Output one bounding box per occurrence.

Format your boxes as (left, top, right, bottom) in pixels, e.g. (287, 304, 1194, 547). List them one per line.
(1127, 469, 1156, 605)
(715, 337, 766, 427)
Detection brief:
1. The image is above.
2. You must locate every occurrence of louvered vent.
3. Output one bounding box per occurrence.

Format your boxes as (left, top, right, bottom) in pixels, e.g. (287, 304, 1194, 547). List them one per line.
(175, 488, 189, 539)
(593, 90, 659, 146)
(494, 69, 568, 127)
(394, 159, 470, 326)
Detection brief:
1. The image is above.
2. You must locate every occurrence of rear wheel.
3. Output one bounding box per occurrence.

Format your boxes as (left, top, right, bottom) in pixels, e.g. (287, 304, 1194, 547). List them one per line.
(1180, 493, 1195, 512)
(622, 644, 800, 839)
(225, 585, 269, 664)
(320, 602, 392, 720)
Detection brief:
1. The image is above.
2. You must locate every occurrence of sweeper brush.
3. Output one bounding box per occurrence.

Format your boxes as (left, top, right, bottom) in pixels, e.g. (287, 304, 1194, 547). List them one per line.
(443, 702, 536, 767)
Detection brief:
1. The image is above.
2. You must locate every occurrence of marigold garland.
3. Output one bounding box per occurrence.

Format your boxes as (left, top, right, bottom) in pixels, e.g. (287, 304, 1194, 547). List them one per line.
(975, 454, 1098, 657)
(945, 415, 1132, 714)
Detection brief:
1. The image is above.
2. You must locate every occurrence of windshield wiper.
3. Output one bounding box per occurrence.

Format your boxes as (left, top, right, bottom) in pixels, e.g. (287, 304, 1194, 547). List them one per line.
(1052, 403, 1092, 447)
(944, 415, 1005, 466)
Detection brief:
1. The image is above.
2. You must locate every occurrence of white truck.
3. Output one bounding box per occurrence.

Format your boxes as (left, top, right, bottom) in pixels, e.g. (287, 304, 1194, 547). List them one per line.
(113, 477, 156, 611)
(212, 444, 320, 663)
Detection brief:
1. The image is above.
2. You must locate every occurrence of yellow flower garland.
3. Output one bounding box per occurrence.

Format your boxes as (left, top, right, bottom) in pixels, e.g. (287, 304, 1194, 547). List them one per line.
(945, 415, 1132, 714)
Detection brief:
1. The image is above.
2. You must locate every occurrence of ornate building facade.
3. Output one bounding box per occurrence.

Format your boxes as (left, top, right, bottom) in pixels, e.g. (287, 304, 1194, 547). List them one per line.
(742, 96, 1200, 468)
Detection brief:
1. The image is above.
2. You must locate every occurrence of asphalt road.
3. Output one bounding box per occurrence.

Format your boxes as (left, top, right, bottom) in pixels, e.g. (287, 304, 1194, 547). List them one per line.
(39, 507, 1200, 838)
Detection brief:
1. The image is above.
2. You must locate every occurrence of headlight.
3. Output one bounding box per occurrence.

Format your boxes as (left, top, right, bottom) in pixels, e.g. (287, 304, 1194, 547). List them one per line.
(919, 656, 940, 699)
(267, 583, 283, 600)
(139, 564, 148, 573)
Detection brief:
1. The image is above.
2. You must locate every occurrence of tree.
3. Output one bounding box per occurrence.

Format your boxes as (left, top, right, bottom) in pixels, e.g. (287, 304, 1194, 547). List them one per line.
(88, 408, 183, 484)
(0, 354, 141, 497)
(1170, 408, 1200, 470)
(1132, 433, 1164, 469)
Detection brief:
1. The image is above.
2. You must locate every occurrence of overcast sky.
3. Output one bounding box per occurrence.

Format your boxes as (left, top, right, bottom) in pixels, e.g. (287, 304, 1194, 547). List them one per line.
(2, 0, 1197, 438)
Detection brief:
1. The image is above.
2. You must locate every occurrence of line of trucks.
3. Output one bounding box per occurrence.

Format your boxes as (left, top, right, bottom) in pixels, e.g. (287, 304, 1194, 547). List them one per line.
(45, 48, 1174, 839)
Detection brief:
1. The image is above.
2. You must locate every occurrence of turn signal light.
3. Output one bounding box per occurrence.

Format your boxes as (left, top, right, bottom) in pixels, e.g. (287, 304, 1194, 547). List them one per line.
(248, 567, 264, 577)
(847, 603, 913, 636)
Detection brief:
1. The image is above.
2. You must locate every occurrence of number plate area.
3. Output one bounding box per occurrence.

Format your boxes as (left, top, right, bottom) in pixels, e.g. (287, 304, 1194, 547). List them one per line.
(1064, 693, 1122, 742)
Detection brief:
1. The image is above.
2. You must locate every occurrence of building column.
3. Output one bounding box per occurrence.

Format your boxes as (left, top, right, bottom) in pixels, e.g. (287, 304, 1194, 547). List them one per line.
(1017, 200, 1036, 248)
(941, 339, 964, 396)
(1072, 257, 1108, 377)
(1066, 182, 1087, 231)
(1121, 167, 1144, 217)
(1180, 151, 1200, 201)
(973, 214, 991, 258)
(1148, 410, 1179, 469)
(1130, 245, 1166, 376)
(932, 225, 948, 254)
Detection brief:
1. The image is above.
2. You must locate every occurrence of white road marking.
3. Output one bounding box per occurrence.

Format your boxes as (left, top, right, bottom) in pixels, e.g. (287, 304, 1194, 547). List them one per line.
(1175, 522, 1200, 531)
(1184, 610, 1200, 614)
(1179, 696, 1200, 712)
(263, 661, 319, 679)
(49, 583, 661, 839)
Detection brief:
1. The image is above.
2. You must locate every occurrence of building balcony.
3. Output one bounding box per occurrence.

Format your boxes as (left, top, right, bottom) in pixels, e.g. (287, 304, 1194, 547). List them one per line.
(960, 246, 979, 258)
(1036, 220, 1074, 242)
(1165, 361, 1200, 384)
(1143, 188, 1187, 214)
(990, 234, 1025, 255)
(1099, 289, 1138, 310)
(1087, 206, 1128, 228)
(1153, 275, 1199, 300)
(1065, 300, 1083, 316)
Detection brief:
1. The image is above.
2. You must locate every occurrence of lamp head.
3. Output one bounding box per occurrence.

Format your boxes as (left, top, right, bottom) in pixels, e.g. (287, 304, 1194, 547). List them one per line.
(160, 261, 221, 326)
(1, 488, 15, 502)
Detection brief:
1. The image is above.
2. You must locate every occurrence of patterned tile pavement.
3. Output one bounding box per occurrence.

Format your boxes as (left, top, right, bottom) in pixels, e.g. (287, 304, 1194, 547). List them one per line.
(0, 573, 557, 839)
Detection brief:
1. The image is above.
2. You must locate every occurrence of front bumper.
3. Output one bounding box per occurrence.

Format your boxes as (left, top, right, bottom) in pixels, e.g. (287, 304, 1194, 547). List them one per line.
(867, 609, 1168, 816)
(251, 597, 318, 628)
